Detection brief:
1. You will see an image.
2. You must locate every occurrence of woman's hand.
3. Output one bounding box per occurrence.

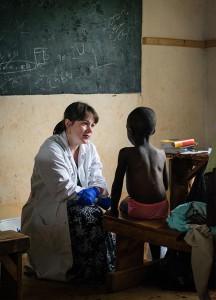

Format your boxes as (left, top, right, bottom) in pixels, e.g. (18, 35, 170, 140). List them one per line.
(97, 197, 111, 210)
(76, 187, 99, 205)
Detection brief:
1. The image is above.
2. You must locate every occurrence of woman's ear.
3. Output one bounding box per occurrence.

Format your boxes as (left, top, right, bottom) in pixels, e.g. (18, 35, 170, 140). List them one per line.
(65, 119, 72, 128)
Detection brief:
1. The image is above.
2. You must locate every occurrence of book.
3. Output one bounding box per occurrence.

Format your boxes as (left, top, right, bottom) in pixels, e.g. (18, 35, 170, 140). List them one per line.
(163, 145, 195, 154)
(160, 138, 196, 149)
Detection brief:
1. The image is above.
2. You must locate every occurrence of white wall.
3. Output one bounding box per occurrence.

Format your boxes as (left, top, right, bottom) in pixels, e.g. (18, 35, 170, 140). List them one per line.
(0, 0, 213, 218)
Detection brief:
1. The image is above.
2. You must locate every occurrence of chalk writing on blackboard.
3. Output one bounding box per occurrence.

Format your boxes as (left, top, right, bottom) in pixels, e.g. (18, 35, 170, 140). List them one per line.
(0, 0, 142, 95)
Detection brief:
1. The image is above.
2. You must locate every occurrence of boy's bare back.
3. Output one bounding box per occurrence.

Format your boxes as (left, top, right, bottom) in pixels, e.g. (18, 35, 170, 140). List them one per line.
(119, 145, 168, 203)
(109, 106, 169, 216)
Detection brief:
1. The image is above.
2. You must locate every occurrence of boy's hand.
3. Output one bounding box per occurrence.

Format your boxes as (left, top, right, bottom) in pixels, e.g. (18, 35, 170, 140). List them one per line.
(77, 187, 99, 205)
(105, 208, 119, 217)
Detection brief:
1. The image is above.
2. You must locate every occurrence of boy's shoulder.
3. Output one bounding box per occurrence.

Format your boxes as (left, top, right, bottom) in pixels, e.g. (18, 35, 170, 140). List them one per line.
(152, 145, 165, 152)
(151, 145, 167, 157)
(118, 146, 135, 158)
(119, 146, 166, 158)
(119, 146, 135, 153)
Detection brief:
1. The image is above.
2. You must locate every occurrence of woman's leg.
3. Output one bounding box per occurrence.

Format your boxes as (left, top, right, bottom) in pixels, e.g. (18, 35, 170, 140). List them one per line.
(67, 202, 115, 283)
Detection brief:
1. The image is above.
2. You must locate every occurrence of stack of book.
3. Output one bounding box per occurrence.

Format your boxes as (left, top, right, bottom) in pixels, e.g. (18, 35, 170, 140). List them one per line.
(160, 138, 197, 154)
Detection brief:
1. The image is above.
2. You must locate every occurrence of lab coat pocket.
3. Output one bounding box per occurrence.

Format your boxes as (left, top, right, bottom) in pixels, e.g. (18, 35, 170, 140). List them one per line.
(32, 213, 63, 251)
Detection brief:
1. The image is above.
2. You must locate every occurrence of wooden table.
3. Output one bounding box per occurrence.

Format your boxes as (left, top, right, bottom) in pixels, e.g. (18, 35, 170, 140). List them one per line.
(0, 230, 30, 300)
(166, 152, 209, 210)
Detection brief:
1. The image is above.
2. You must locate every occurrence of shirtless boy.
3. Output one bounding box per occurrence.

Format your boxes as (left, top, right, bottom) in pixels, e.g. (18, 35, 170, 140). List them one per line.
(110, 106, 169, 219)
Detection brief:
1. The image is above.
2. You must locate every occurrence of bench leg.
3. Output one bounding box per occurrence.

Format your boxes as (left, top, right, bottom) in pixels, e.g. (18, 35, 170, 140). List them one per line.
(0, 253, 23, 300)
(115, 234, 144, 270)
(106, 234, 159, 292)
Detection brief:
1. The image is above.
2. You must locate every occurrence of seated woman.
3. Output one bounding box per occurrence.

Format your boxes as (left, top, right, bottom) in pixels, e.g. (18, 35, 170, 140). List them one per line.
(21, 101, 115, 283)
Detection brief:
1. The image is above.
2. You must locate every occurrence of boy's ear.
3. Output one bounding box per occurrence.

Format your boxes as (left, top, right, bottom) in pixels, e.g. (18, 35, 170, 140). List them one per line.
(127, 126, 134, 135)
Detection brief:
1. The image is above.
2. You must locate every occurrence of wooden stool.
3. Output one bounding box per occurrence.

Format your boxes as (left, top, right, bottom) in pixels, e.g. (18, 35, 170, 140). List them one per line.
(0, 230, 30, 300)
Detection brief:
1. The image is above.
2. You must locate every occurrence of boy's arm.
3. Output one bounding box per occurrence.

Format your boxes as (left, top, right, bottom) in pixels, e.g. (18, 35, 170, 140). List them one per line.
(109, 149, 127, 216)
(163, 158, 169, 191)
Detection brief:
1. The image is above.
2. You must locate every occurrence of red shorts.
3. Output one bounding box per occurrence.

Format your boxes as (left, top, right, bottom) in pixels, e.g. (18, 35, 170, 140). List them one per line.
(126, 196, 169, 219)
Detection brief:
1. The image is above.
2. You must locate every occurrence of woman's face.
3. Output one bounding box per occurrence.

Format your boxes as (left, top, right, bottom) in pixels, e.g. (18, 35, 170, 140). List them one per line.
(65, 113, 96, 147)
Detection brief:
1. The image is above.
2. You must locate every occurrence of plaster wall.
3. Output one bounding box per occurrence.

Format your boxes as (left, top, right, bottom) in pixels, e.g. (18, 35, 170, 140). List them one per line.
(0, 0, 210, 218)
(142, 0, 206, 147)
(206, 0, 216, 146)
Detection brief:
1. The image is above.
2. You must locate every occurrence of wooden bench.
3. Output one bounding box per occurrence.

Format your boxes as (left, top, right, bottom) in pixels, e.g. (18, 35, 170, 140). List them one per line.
(0, 230, 30, 300)
(103, 212, 191, 292)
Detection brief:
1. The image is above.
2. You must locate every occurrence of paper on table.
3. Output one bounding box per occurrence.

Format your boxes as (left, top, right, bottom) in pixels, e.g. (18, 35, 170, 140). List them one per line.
(181, 150, 209, 155)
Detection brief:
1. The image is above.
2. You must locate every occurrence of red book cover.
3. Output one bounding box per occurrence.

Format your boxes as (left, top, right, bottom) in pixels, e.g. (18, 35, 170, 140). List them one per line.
(172, 139, 196, 148)
(160, 139, 196, 149)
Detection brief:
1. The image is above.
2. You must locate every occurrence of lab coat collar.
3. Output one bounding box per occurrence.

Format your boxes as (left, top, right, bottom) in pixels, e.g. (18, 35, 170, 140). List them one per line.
(58, 131, 71, 156)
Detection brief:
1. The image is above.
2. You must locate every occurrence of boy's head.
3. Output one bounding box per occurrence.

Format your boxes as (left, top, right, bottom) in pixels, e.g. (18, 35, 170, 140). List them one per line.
(127, 107, 156, 142)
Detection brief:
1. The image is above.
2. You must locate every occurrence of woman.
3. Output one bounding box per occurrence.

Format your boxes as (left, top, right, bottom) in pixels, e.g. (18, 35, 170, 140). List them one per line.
(21, 102, 115, 282)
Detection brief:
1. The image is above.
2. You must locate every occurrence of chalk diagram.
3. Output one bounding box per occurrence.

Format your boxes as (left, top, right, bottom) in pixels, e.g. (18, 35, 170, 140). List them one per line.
(0, 1, 139, 95)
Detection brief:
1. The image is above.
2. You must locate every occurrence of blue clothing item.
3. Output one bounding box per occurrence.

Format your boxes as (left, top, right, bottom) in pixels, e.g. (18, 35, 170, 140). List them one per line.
(166, 201, 207, 232)
(210, 226, 216, 236)
(97, 197, 111, 210)
(77, 187, 99, 206)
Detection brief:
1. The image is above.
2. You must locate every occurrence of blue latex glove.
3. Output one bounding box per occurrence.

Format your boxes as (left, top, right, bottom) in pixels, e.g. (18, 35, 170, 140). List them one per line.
(76, 187, 99, 206)
(97, 197, 111, 210)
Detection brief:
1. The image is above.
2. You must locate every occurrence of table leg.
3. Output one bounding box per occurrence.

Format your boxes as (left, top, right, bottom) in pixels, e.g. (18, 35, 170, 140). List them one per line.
(0, 253, 22, 300)
(169, 158, 193, 210)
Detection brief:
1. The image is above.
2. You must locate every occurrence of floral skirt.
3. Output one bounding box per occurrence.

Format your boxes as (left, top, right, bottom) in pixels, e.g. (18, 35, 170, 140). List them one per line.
(67, 202, 116, 283)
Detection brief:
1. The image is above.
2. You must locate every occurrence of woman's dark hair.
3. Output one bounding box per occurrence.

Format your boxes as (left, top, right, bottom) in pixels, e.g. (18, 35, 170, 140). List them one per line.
(53, 102, 99, 135)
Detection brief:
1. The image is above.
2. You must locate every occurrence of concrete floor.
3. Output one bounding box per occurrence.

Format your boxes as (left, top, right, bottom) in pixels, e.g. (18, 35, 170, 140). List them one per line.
(22, 248, 216, 300)
(22, 275, 216, 300)
(22, 269, 216, 300)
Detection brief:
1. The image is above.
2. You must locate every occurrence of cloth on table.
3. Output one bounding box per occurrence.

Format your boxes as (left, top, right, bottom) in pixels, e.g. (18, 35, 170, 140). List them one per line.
(166, 202, 215, 300)
(166, 201, 207, 232)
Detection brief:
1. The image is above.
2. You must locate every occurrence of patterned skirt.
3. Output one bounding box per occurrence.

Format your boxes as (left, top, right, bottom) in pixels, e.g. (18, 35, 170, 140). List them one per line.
(67, 202, 116, 283)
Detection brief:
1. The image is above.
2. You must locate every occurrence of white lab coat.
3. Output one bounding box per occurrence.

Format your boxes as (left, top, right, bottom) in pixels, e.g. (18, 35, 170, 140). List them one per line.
(21, 131, 108, 281)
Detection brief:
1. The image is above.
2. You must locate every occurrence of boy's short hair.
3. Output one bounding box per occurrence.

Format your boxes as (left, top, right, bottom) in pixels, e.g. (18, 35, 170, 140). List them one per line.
(127, 107, 156, 136)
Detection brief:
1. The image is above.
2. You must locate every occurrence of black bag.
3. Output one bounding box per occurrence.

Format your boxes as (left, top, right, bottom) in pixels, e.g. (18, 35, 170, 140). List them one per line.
(158, 249, 195, 291)
(186, 165, 207, 204)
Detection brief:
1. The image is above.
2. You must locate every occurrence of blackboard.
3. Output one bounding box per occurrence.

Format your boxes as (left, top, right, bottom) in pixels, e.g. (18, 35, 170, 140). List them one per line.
(0, 0, 142, 95)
